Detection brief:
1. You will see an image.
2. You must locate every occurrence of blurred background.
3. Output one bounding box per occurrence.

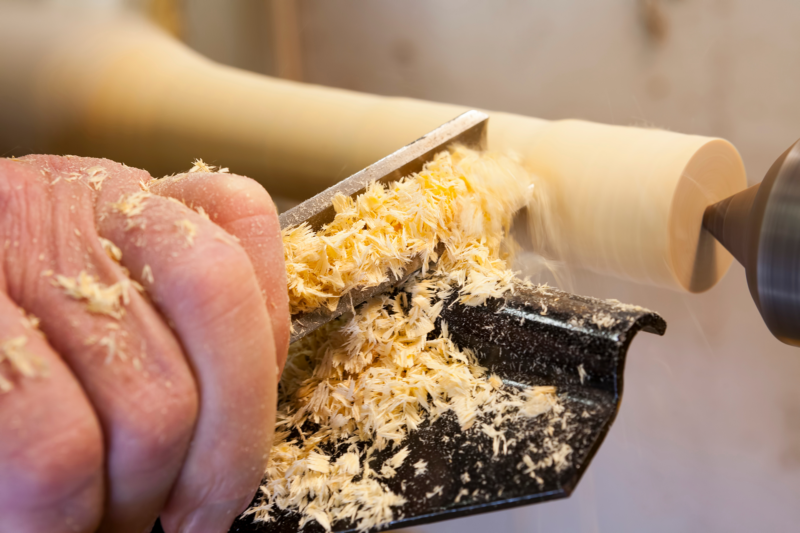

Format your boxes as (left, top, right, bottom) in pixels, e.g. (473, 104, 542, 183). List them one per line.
(6, 0, 800, 531)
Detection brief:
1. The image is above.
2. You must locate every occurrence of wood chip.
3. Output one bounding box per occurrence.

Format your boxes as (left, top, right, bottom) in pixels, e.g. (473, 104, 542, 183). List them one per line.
(175, 219, 197, 246)
(53, 271, 131, 319)
(249, 147, 559, 532)
(0, 336, 47, 392)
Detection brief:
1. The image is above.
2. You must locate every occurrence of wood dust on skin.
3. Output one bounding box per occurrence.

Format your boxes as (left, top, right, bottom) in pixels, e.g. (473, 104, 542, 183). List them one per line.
(0, 158, 135, 391)
(0, 336, 47, 393)
(0, 306, 48, 393)
(248, 147, 570, 532)
(0, 157, 220, 391)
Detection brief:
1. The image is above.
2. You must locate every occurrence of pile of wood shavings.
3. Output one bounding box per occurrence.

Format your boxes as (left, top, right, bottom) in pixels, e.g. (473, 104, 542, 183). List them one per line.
(283, 146, 531, 314)
(247, 147, 569, 531)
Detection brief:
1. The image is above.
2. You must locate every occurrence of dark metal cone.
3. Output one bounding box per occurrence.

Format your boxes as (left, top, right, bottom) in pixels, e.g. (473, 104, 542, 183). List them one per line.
(702, 183, 760, 267)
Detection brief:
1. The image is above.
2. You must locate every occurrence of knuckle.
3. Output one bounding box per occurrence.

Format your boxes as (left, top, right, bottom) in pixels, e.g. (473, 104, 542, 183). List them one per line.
(165, 239, 261, 327)
(205, 174, 277, 222)
(227, 176, 276, 215)
(178, 238, 254, 294)
(9, 409, 103, 506)
(118, 377, 198, 471)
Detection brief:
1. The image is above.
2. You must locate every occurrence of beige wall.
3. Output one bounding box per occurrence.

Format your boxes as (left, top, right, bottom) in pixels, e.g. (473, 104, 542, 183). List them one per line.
(297, 0, 800, 187)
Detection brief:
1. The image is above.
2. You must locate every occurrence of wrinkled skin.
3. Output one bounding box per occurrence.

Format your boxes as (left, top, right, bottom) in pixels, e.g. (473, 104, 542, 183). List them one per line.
(0, 155, 289, 533)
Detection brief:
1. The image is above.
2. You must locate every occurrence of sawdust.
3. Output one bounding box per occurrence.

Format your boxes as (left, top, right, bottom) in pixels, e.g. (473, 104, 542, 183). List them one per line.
(425, 486, 444, 499)
(0, 336, 48, 393)
(85, 166, 109, 191)
(110, 191, 152, 230)
(85, 323, 128, 365)
(248, 147, 565, 532)
(283, 146, 532, 314)
(590, 312, 617, 329)
(142, 264, 154, 284)
(189, 158, 229, 174)
(20, 313, 40, 333)
(52, 270, 131, 319)
(195, 205, 210, 220)
(578, 364, 587, 384)
(99, 237, 123, 263)
(175, 219, 197, 246)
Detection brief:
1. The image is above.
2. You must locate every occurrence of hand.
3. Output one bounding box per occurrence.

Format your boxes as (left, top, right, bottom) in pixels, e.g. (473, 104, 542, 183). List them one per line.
(0, 155, 289, 533)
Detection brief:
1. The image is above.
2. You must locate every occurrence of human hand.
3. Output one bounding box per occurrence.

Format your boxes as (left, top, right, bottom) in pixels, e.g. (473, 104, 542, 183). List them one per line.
(0, 155, 289, 533)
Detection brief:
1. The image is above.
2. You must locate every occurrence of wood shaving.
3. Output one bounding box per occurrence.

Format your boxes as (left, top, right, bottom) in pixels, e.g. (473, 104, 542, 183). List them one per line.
(85, 324, 130, 365)
(519, 436, 573, 487)
(195, 205, 211, 220)
(248, 147, 565, 532)
(98, 237, 123, 262)
(590, 312, 617, 329)
(520, 386, 559, 418)
(0, 336, 47, 393)
(567, 316, 585, 329)
(307, 451, 332, 474)
(53, 270, 131, 319)
(110, 191, 152, 229)
(175, 219, 197, 246)
(189, 158, 229, 174)
(20, 313, 40, 332)
(379, 464, 397, 479)
(283, 146, 532, 314)
(425, 486, 443, 499)
(142, 264, 154, 284)
(99, 329, 126, 364)
(85, 166, 109, 190)
(189, 159, 213, 173)
(387, 447, 409, 470)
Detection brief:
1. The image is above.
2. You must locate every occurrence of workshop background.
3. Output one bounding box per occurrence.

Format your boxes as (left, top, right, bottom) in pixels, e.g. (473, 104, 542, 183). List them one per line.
(11, 0, 800, 532)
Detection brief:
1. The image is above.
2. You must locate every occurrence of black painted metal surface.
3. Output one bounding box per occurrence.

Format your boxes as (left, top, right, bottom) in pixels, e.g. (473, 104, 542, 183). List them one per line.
(152, 283, 665, 533)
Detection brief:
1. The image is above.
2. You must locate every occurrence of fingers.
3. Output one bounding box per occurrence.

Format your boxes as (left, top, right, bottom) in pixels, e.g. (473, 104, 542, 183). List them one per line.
(0, 290, 104, 533)
(3, 156, 282, 532)
(3, 156, 200, 533)
(98, 182, 278, 533)
(151, 172, 290, 371)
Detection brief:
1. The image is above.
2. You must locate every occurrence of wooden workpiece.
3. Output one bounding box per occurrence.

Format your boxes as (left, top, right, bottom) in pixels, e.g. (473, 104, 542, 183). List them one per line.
(0, 7, 746, 292)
